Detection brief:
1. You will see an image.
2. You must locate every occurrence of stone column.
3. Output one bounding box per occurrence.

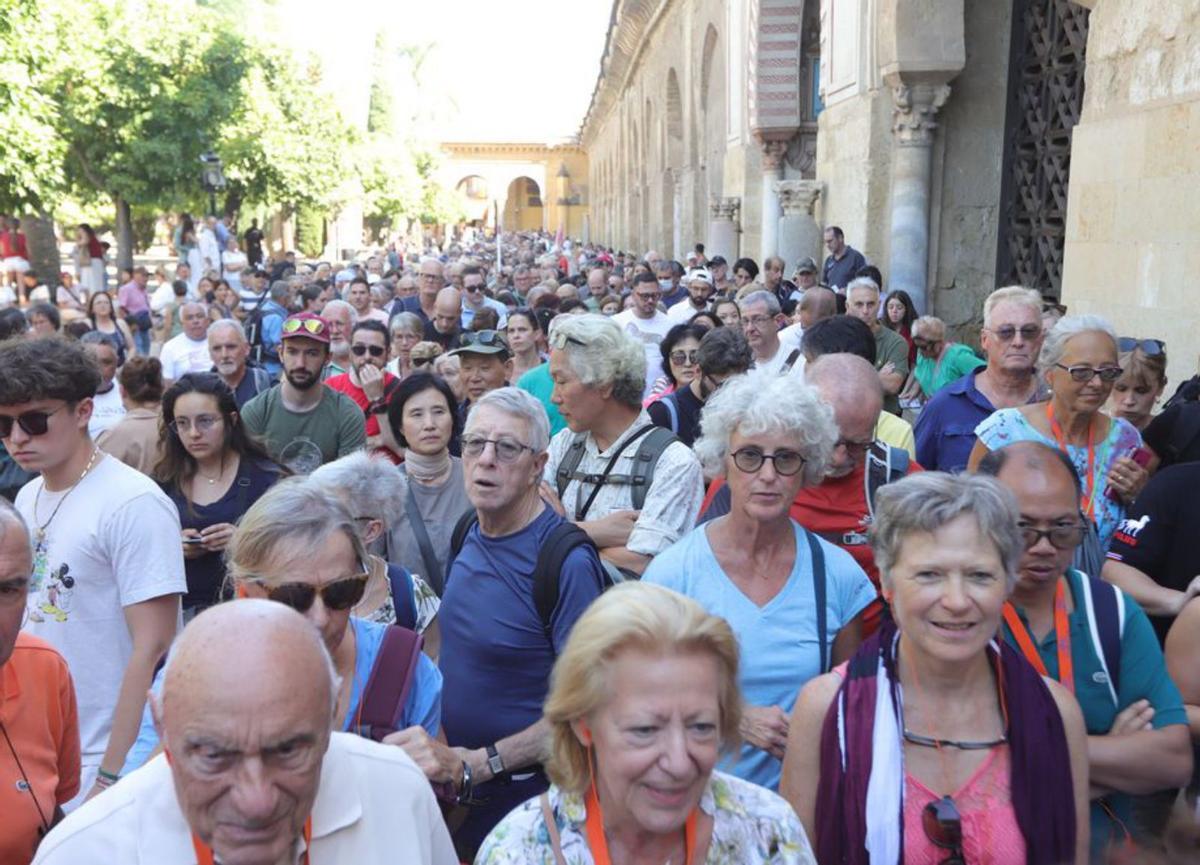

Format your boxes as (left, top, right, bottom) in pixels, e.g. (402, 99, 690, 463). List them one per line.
(757, 138, 790, 262)
(671, 175, 684, 261)
(707, 197, 741, 261)
(775, 180, 823, 272)
(886, 81, 950, 313)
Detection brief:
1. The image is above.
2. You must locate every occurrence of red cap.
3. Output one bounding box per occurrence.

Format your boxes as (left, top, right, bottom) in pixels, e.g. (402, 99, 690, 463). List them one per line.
(280, 312, 331, 344)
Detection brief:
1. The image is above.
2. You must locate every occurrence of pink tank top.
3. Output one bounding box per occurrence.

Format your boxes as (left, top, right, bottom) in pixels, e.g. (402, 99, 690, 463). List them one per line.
(903, 746, 1027, 865)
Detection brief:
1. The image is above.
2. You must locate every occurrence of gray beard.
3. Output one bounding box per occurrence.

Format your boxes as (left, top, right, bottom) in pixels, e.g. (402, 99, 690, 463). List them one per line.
(330, 339, 350, 358)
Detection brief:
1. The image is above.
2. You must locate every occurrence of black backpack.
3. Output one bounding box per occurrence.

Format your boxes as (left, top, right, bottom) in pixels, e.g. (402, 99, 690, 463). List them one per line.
(447, 511, 606, 638)
(243, 291, 279, 367)
(554, 424, 679, 519)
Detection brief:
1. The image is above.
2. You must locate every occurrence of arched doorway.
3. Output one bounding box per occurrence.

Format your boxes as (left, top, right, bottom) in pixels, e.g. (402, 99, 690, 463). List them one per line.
(503, 177, 543, 232)
(456, 175, 491, 226)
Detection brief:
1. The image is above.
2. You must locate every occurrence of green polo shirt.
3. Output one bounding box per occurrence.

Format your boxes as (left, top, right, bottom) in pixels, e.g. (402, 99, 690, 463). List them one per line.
(1002, 568, 1186, 856)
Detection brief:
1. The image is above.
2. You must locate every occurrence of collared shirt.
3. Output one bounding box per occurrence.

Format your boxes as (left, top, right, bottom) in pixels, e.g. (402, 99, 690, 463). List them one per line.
(822, 246, 867, 290)
(33, 733, 457, 865)
(476, 772, 816, 864)
(913, 368, 998, 472)
(460, 296, 508, 329)
(116, 281, 149, 315)
(543, 411, 704, 557)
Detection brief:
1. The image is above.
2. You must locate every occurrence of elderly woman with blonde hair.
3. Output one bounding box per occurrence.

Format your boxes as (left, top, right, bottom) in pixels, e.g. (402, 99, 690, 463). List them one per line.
(643, 367, 875, 791)
(476, 582, 815, 864)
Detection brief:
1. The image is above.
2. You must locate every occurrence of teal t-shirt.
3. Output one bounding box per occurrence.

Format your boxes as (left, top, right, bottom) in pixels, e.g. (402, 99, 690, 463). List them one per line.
(914, 342, 985, 398)
(1002, 568, 1186, 856)
(517, 362, 567, 436)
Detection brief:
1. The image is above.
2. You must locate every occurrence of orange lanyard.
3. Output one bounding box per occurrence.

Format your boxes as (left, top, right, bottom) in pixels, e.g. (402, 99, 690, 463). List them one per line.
(1003, 580, 1075, 694)
(192, 817, 312, 865)
(584, 784, 699, 865)
(1046, 403, 1096, 521)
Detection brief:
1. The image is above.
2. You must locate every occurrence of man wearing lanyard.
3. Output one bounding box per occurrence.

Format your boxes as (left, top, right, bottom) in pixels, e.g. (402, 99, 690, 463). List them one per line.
(31, 601, 457, 865)
(979, 442, 1191, 859)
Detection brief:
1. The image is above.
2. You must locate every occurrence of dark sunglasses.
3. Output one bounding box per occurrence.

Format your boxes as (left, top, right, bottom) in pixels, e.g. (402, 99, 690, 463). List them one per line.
(1020, 522, 1089, 551)
(670, 349, 700, 365)
(0, 404, 68, 439)
(1118, 337, 1165, 356)
(260, 573, 369, 613)
(351, 344, 386, 358)
(987, 324, 1041, 342)
(411, 356, 437, 367)
(922, 795, 966, 865)
(1054, 363, 1123, 383)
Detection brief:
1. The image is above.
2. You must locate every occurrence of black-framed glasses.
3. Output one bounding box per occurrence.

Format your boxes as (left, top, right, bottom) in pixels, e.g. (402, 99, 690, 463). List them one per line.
(0, 404, 68, 438)
(834, 438, 874, 458)
(461, 434, 535, 462)
(1054, 363, 1123, 383)
(412, 356, 437, 367)
(922, 795, 966, 865)
(168, 414, 223, 436)
(459, 330, 509, 351)
(986, 324, 1041, 343)
(912, 338, 934, 350)
(1118, 337, 1165, 356)
(731, 447, 805, 476)
(258, 573, 369, 613)
(1019, 522, 1089, 550)
(670, 349, 700, 366)
(351, 344, 386, 358)
(464, 282, 485, 294)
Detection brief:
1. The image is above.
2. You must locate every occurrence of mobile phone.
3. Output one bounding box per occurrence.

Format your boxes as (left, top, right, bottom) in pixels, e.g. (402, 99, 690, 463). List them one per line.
(182, 536, 205, 544)
(1104, 447, 1152, 501)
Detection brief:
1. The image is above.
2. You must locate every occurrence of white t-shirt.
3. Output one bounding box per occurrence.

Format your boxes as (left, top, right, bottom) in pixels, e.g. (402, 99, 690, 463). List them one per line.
(779, 322, 804, 351)
(88, 385, 126, 439)
(756, 339, 807, 379)
(612, 308, 674, 396)
(666, 298, 706, 323)
(15, 455, 185, 796)
(158, 333, 212, 380)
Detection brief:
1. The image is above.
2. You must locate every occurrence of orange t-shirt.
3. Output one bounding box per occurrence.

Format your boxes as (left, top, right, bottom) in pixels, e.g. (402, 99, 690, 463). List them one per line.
(0, 632, 80, 865)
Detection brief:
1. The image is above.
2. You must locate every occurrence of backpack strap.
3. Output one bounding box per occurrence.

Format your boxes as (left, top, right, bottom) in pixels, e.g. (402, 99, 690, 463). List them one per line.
(779, 347, 802, 375)
(805, 529, 829, 674)
(864, 442, 910, 517)
(660, 393, 680, 434)
(533, 522, 599, 640)
(386, 564, 418, 631)
(629, 426, 679, 511)
(539, 794, 570, 865)
(357, 625, 424, 741)
(447, 509, 479, 573)
(404, 472, 448, 597)
(567, 425, 657, 521)
(554, 433, 589, 499)
(1077, 571, 1124, 706)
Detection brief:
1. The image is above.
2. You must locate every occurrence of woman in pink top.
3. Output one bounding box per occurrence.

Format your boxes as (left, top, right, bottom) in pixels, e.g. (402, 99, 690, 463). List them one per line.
(781, 472, 1091, 865)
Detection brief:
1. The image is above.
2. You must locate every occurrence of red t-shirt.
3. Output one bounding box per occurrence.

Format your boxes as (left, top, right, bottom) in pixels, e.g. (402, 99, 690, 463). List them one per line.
(0, 230, 27, 260)
(324, 371, 400, 461)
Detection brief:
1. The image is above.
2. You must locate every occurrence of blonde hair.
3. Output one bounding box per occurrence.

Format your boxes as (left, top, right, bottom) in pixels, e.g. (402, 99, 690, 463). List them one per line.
(1118, 346, 1167, 391)
(543, 583, 742, 794)
(982, 286, 1042, 329)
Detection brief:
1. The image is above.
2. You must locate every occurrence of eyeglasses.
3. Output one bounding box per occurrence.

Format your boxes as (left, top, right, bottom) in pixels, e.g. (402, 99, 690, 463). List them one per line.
(461, 434, 535, 462)
(464, 283, 485, 294)
(986, 324, 1041, 342)
(922, 796, 966, 865)
(351, 344, 386, 358)
(730, 447, 805, 476)
(282, 317, 325, 336)
(742, 315, 775, 329)
(1118, 337, 1165, 356)
(912, 338, 933, 350)
(412, 356, 436, 367)
(1019, 522, 1089, 550)
(459, 330, 509, 351)
(259, 573, 369, 613)
(0, 404, 67, 438)
(1054, 363, 1123, 383)
(834, 438, 874, 458)
(168, 414, 223, 436)
(670, 349, 700, 366)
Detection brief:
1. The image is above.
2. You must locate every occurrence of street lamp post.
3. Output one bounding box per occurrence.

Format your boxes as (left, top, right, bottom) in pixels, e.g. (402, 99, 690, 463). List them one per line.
(199, 152, 226, 217)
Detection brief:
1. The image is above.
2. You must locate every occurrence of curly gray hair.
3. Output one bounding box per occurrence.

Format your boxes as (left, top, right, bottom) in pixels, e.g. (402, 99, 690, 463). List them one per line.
(548, 313, 646, 410)
(870, 472, 1024, 591)
(1037, 314, 1118, 376)
(308, 452, 405, 528)
(693, 367, 837, 485)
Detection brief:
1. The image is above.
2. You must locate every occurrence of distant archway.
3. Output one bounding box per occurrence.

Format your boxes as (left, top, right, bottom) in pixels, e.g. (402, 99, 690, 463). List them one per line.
(456, 175, 491, 225)
(503, 177, 543, 232)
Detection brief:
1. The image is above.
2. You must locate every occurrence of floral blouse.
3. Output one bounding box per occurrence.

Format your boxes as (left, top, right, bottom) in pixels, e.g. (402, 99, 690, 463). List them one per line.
(475, 771, 816, 864)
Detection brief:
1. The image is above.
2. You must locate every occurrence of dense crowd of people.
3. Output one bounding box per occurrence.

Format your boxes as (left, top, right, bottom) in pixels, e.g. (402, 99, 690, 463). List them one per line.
(0, 219, 1197, 865)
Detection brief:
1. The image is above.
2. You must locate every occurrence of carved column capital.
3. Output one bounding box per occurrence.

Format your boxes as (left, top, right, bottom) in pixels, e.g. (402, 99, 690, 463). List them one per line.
(758, 138, 791, 171)
(709, 196, 741, 223)
(775, 180, 822, 217)
(891, 83, 951, 146)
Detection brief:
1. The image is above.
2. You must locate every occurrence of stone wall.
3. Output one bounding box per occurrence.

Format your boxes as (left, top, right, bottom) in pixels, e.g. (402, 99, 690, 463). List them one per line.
(1061, 0, 1200, 389)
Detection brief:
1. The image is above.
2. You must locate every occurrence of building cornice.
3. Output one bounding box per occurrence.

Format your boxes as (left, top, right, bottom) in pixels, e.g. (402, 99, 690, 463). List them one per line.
(440, 142, 587, 157)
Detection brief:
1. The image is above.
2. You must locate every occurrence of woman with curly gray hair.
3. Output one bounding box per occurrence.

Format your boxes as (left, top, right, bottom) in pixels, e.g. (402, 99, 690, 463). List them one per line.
(643, 367, 876, 792)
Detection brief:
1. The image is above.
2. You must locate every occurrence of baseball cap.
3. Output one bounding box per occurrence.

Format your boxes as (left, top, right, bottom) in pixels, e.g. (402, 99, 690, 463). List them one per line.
(280, 312, 331, 344)
(335, 268, 357, 284)
(448, 329, 511, 359)
(794, 256, 818, 274)
(686, 268, 714, 286)
(708, 255, 727, 267)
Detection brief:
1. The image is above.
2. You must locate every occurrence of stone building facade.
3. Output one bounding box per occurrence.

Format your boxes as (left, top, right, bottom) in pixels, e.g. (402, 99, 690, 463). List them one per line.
(580, 0, 1200, 386)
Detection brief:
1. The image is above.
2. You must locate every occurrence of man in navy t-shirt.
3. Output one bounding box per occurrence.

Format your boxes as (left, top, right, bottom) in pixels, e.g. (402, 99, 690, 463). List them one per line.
(437, 387, 605, 860)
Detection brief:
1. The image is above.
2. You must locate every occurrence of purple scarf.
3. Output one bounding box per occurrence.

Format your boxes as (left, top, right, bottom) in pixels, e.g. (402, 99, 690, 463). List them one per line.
(815, 620, 1076, 865)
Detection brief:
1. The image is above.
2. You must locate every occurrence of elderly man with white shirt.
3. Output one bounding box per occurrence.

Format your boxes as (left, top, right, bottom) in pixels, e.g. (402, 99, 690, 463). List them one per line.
(159, 302, 213, 386)
(739, 289, 805, 378)
(33, 600, 457, 865)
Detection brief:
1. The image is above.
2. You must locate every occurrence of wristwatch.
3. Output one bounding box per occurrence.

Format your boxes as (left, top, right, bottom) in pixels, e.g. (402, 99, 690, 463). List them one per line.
(486, 744, 505, 778)
(367, 400, 389, 415)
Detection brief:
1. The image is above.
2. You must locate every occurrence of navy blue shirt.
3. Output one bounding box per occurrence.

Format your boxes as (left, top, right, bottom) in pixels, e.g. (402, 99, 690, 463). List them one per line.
(822, 246, 867, 289)
(439, 503, 605, 852)
(660, 281, 688, 308)
(914, 369, 997, 473)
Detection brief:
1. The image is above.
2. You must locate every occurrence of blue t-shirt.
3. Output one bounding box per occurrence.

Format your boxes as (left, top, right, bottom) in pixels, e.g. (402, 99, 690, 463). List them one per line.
(643, 521, 875, 790)
(122, 617, 442, 774)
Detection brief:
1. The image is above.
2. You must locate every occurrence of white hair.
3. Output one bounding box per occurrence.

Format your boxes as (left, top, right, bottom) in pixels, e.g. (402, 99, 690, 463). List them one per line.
(913, 315, 945, 340)
(983, 286, 1043, 329)
(307, 451, 405, 528)
(321, 299, 357, 326)
(548, 314, 646, 409)
(693, 367, 838, 485)
(845, 276, 880, 296)
(207, 319, 247, 342)
(1037, 314, 1118, 375)
(737, 289, 781, 316)
(466, 386, 552, 452)
(388, 311, 424, 337)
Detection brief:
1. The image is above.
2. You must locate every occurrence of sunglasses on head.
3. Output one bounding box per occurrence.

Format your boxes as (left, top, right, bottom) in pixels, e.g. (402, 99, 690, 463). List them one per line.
(282, 317, 326, 336)
(259, 572, 369, 614)
(1118, 337, 1165, 356)
(922, 795, 966, 865)
(0, 404, 68, 439)
(460, 329, 507, 349)
(351, 344, 386, 357)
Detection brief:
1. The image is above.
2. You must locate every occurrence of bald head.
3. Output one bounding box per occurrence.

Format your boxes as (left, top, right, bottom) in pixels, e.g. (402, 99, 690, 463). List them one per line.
(433, 287, 462, 336)
(799, 286, 837, 328)
(807, 354, 883, 477)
